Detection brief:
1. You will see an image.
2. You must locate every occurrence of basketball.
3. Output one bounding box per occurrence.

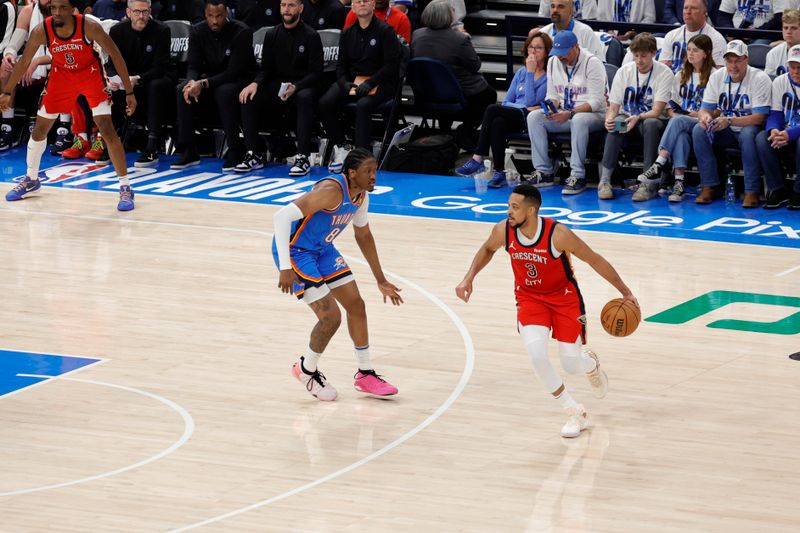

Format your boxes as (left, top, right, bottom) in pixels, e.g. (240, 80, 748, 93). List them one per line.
(600, 298, 640, 337)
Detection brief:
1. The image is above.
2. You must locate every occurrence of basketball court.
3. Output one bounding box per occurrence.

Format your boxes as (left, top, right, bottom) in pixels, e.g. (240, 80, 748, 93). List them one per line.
(1, 152, 799, 531)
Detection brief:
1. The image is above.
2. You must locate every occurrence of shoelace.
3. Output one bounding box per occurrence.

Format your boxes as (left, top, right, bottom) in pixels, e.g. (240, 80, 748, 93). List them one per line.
(355, 369, 386, 382)
(120, 188, 132, 202)
(91, 138, 104, 151)
(565, 175, 578, 187)
(306, 369, 328, 391)
(13, 180, 33, 192)
(672, 182, 684, 195)
(71, 138, 86, 150)
(642, 164, 661, 180)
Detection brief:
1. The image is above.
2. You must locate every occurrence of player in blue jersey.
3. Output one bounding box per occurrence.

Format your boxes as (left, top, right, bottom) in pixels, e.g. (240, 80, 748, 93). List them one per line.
(272, 148, 402, 401)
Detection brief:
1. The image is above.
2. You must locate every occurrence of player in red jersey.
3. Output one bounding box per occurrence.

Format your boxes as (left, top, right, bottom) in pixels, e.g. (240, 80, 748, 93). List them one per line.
(456, 183, 639, 438)
(0, 0, 137, 210)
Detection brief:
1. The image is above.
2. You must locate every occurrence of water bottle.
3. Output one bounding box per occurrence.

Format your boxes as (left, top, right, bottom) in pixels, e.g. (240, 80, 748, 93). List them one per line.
(317, 137, 329, 165)
(725, 173, 736, 204)
(504, 148, 520, 186)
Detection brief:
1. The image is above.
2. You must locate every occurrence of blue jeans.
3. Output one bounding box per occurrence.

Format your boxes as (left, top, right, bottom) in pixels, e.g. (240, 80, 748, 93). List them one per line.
(756, 130, 800, 193)
(691, 124, 763, 192)
(659, 115, 698, 170)
(527, 110, 605, 179)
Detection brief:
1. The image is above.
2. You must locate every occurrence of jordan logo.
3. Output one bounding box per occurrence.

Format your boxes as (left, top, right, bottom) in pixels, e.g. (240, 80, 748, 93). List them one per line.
(508, 241, 517, 250)
(565, 288, 573, 295)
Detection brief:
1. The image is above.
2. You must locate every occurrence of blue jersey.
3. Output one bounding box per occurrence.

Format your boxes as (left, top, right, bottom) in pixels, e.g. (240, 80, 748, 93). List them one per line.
(287, 174, 365, 252)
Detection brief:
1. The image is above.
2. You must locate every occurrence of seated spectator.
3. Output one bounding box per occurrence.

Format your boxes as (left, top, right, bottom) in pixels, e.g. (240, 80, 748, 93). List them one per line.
(526, 30, 607, 193)
(236, 0, 282, 30)
(601, 33, 673, 201)
(639, 34, 717, 202)
(454, 31, 551, 187)
(692, 40, 771, 206)
(660, 0, 726, 73)
(92, 0, 128, 20)
(622, 35, 664, 64)
(596, 0, 656, 23)
(538, 0, 597, 20)
(412, 0, 497, 143)
(540, 0, 604, 59)
(766, 9, 800, 77)
(345, 0, 411, 44)
(318, 0, 401, 171)
(155, 0, 204, 23)
(717, 0, 781, 30)
(301, 0, 347, 31)
(0, 0, 51, 150)
(662, 0, 721, 26)
(171, 0, 255, 170)
(236, 0, 323, 174)
(757, 44, 800, 210)
(108, 0, 175, 167)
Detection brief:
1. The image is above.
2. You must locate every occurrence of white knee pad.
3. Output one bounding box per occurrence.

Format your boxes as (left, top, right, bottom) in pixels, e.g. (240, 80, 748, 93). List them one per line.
(559, 339, 594, 374)
(520, 324, 562, 391)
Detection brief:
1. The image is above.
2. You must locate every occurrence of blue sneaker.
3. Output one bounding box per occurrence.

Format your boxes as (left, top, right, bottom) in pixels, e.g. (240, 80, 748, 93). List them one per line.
(6, 178, 41, 201)
(561, 175, 587, 195)
(455, 158, 483, 176)
(117, 185, 135, 211)
(487, 170, 506, 188)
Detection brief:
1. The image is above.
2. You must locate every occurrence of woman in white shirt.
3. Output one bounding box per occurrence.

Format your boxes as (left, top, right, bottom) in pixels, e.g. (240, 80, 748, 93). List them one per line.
(637, 35, 716, 201)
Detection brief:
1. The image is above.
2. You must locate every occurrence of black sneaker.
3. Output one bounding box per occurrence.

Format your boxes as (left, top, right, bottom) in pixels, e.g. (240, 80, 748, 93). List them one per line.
(789, 191, 800, 211)
(170, 152, 200, 169)
(233, 151, 265, 173)
(764, 188, 789, 209)
(94, 147, 111, 167)
(288, 154, 310, 176)
(222, 152, 242, 172)
(134, 151, 159, 168)
(51, 125, 74, 155)
(0, 124, 13, 151)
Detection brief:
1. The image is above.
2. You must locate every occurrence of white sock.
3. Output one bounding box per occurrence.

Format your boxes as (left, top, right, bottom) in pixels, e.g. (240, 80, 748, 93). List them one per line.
(555, 386, 579, 411)
(59, 113, 71, 123)
(119, 175, 129, 187)
(355, 345, 372, 371)
(559, 340, 596, 374)
(674, 173, 684, 181)
(302, 348, 321, 373)
(655, 155, 668, 166)
(78, 132, 88, 141)
(26, 137, 47, 180)
(2, 109, 13, 120)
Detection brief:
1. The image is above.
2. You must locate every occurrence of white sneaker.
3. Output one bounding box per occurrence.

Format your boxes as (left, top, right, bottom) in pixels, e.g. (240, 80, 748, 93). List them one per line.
(668, 180, 685, 202)
(289, 154, 311, 176)
(327, 144, 351, 174)
(632, 181, 656, 201)
(584, 348, 607, 399)
(561, 405, 589, 438)
(291, 357, 338, 401)
(597, 181, 614, 200)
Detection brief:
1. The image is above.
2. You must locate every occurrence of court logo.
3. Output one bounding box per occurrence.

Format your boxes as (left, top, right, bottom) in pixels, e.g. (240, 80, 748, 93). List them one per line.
(646, 291, 800, 335)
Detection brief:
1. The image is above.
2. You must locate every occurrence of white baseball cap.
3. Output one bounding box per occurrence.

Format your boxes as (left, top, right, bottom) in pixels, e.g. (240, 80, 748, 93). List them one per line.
(788, 44, 800, 64)
(724, 40, 748, 58)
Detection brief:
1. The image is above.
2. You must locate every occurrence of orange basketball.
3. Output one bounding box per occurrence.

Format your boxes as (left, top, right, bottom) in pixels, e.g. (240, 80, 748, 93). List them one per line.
(600, 298, 641, 337)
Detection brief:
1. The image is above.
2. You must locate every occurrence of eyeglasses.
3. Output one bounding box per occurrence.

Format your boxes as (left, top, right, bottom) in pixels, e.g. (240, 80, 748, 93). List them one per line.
(130, 9, 151, 16)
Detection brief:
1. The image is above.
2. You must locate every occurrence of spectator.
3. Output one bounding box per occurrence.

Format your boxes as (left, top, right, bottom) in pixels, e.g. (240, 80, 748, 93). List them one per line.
(692, 40, 771, 206)
(92, 0, 128, 20)
(317, 0, 401, 170)
(236, 0, 282, 30)
(757, 43, 800, 210)
(596, 0, 656, 23)
(108, 0, 174, 167)
(660, 0, 726, 73)
(454, 31, 551, 187)
(155, 0, 204, 23)
(538, 0, 598, 20)
(717, 0, 781, 30)
(345, 0, 411, 44)
(540, 0, 604, 59)
(301, 0, 347, 31)
(639, 34, 717, 202)
(171, 0, 255, 170)
(526, 30, 608, 193)
(600, 33, 673, 201)
(662, 0, 721, 26)
(236, 0, 323, 174)
(412, 0, 497, 141)
(766, 9, 800, 77)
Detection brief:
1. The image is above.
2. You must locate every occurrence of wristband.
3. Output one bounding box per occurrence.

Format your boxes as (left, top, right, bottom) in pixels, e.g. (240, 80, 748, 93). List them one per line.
(126, 91, 134, 96)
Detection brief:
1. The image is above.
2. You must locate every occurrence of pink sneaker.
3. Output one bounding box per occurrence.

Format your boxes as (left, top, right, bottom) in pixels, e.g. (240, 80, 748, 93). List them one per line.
(291, 358, 338, 401)
(354, 369, 398, 396)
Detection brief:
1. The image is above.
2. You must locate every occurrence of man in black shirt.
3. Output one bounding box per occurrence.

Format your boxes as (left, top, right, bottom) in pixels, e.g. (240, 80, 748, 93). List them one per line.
(318, 0, 400, 172)
(171, 0, 255, 170)
(235, 0, 281, 29)
(301, 0, 346, 31)
(236, 0, 323, 174)
(108, 0, 174, 167)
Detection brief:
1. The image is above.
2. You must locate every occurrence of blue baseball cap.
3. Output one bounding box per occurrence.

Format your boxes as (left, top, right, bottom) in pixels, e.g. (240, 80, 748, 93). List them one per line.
(550, 30, 578, 57)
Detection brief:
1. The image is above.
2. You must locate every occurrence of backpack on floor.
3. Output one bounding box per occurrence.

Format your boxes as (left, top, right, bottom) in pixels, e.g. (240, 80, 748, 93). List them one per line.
(383, 133, 459, 175)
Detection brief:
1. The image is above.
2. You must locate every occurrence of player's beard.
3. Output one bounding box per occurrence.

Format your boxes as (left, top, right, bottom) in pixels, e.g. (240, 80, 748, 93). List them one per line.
(509, 215, 525, 228)
(282, 12, 299, 25)
(53, 18, 65, 27)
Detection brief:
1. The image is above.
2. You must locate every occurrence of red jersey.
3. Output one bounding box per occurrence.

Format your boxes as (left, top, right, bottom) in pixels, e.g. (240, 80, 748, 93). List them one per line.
(506, 217, 579, 297)
(344, 7, 411, 43)
(44, 14, 103, 75)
